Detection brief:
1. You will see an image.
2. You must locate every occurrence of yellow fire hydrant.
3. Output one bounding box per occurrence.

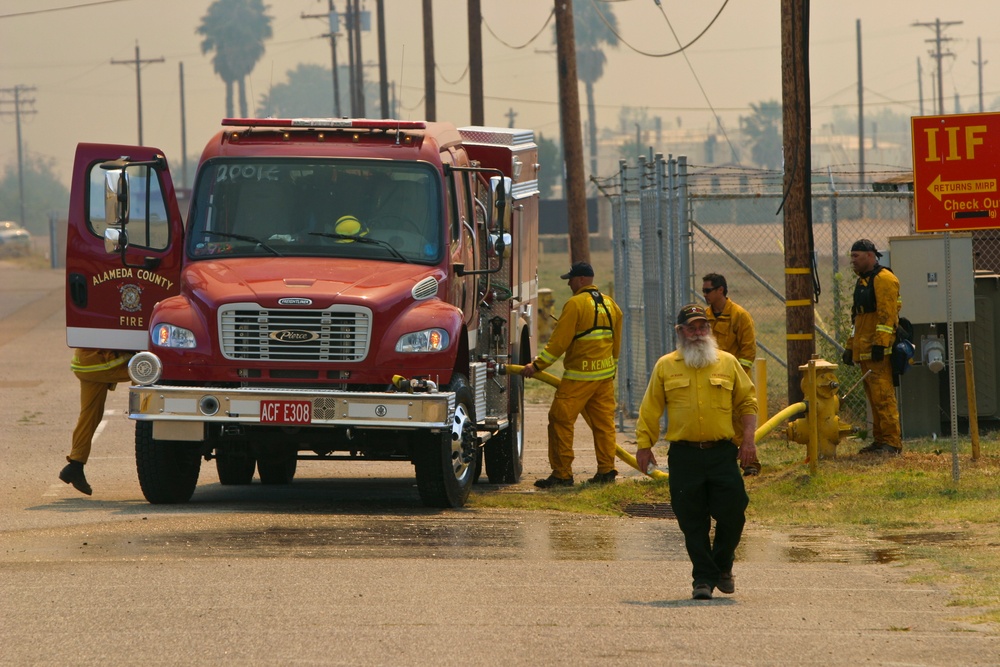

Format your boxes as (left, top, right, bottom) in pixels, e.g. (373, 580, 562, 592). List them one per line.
(786, 357, 853, 458)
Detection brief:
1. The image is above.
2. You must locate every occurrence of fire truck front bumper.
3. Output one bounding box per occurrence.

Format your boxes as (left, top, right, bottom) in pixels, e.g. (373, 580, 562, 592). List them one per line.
(128, 385, 456, 433)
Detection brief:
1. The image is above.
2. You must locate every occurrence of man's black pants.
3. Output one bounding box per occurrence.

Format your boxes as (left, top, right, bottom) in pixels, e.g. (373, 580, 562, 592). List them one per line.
(667, 442, 749, 589)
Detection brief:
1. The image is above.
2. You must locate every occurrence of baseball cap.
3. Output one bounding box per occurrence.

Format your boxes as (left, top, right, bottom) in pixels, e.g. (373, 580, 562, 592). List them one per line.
(560, 262, 595, 279)
(677, 303, 708, 325)
(851, 238, 882, 258)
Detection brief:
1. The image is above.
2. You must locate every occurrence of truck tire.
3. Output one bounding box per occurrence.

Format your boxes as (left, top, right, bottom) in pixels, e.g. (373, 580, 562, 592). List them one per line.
(257, 447, 297, 485)
(135, 421, 202, 504)
(485, 371, 524, 483)
(215, 443, 256, 485)
(414, 373, 477, 508)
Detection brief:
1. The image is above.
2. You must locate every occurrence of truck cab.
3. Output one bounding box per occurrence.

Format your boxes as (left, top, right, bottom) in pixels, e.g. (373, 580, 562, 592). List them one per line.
(66, 118, 539, 508)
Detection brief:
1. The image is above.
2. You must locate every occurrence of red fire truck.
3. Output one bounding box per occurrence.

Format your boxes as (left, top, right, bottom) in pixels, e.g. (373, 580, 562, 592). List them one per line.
(65, 118, 539, 508)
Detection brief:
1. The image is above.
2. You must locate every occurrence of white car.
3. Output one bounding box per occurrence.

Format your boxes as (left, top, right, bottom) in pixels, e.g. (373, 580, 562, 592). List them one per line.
(0, 221, 31, 257)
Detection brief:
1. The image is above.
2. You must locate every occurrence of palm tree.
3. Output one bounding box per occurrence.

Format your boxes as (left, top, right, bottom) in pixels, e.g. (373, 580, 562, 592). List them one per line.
(563, 0, 619, 180)
(197, 0, 273, 117)
(742, 100, 783, 170)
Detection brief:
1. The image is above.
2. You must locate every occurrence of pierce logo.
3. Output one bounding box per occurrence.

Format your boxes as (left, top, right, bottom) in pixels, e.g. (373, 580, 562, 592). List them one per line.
(269, 329, 319, 343)
(278, 297, 313, 306)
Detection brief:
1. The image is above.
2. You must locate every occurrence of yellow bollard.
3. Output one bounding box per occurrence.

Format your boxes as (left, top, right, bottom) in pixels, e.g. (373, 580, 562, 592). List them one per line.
(753, 357, 768, 424)
(965, 342, 980, 461)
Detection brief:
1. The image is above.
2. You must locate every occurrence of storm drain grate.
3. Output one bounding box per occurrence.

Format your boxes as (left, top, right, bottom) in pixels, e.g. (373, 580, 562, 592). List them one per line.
(622, 502, 675, 519)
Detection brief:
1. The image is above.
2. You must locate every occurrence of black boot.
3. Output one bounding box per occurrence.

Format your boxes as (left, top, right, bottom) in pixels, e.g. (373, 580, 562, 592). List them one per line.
(59, 460, 92, 496)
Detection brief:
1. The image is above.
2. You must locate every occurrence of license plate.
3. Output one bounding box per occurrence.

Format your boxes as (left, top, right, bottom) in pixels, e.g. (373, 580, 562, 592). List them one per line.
(259, 400, 312, 425)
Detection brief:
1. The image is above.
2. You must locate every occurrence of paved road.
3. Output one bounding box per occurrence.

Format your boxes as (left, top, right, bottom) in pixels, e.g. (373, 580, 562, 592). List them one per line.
(1, 259, 997, 666)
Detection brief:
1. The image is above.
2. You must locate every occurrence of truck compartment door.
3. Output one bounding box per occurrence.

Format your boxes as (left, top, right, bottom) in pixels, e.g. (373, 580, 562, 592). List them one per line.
(66, 143, 184, 350)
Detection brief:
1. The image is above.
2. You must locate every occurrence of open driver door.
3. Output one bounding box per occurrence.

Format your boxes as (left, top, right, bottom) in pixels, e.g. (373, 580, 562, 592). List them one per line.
(65, 143, 184, 351)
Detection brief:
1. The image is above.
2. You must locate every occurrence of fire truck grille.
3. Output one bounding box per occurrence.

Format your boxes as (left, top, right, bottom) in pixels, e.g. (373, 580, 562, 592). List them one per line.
(219, 304, 372, 362)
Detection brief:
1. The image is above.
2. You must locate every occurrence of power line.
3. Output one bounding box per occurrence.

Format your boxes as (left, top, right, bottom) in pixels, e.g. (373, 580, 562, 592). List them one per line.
(482, 9, 554, 51)
(653, 1, 741, 165)
(591, 0, 731, 58)
(0, 0, 137, 20)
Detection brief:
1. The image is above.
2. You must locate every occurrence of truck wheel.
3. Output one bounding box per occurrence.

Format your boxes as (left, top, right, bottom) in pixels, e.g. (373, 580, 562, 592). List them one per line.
(215, 443, 256, 485)
(134, 421, 202, 504)
(257, 448, 297, 485)
(414, 373, 477, 507)
(485, 370, 524, 483)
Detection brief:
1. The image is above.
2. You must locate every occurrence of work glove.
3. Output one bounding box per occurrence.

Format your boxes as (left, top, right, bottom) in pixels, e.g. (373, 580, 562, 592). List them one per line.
(841, 349, 853, 366)
(870, 346, 885, 362)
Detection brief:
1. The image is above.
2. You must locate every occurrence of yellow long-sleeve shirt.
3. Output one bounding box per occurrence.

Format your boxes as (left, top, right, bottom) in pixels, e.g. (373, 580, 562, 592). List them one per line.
(635, 349, 757, 449)
(533, 286, 623, 381)
(846, 265, 901, 360)
(706, 298, 756, 371)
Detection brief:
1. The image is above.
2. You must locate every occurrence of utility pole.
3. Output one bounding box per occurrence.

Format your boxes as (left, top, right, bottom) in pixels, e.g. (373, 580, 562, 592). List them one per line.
(422, 0, 437, 121)
(468, 0, 484, 125)
(917, 57, 924, 116)
(179, 63, 188, 190)
(352, 0, 364, 117)
(912, 18, 962, 118)
(111, 42, 164, 145)
(302, 0, 342, 117)
(376, 0, 389, 118)
(781, 0, 814, 404)
(856, 19, 865, 192)
(346, 1, 357, 116)
(554, 0, 589, 264)
(0, 85, 36, 227)
(974, 37, 987, 113)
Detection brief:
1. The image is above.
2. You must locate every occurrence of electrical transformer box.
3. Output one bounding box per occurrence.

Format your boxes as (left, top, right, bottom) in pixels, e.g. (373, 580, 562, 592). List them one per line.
(888, 234, 975, 324)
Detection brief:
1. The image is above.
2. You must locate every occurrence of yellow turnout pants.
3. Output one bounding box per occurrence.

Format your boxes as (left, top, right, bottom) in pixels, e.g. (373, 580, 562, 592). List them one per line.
(546, 377, 617, 479)
(860, 357, 901, 449)
(69, 364, 131, 464)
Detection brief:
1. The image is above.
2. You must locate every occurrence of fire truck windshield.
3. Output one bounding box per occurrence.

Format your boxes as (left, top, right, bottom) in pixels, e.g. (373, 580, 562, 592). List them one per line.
(186, 159, 442, 263)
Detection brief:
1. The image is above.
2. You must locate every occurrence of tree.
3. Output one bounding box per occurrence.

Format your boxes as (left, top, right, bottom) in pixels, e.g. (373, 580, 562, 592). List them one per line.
(197, 0, 273, 117)
(256, 64, 381, 118)
(537, 133, 560, 199)
(554, 0, 619, 180)
(742, 100, 783, 170)
(0, 154, 70, 235)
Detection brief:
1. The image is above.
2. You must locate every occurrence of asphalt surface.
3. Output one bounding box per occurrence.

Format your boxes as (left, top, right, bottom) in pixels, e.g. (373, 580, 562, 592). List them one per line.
(1, 258, 998, 666)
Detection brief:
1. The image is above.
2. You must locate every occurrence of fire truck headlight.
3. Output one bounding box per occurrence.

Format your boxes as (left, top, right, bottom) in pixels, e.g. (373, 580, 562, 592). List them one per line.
(395, 328, 449, 353)
(152, 323, 197, 348)
(128, 351, 162, 385)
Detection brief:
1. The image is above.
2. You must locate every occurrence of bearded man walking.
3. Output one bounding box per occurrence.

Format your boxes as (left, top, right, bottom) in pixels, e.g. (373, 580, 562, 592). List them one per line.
(635, 304, 758, 600)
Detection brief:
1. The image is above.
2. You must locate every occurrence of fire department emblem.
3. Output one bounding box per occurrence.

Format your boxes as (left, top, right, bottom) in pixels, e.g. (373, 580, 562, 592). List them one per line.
(119, 283, 143, 313)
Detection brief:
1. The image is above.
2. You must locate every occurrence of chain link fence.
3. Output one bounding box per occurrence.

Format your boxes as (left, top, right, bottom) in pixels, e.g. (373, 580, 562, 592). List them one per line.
(608, 155, 918, 430)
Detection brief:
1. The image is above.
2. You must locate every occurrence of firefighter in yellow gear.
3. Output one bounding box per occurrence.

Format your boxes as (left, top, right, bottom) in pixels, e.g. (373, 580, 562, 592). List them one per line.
(702, 272, 760, 475)
(59, 349, 133, 495)
(522, 262, 623, 487)
(842, 239, 902, 455)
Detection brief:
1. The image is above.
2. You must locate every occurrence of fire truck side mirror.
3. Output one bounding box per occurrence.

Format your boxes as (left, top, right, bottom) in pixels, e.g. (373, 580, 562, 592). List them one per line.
(490, 176, 512, 232)
(102, 167, 130, 227)
(104, 227, 124, 254)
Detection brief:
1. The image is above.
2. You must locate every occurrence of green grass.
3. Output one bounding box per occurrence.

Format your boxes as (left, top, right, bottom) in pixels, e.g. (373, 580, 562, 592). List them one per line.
(471, 432, 1000, 625)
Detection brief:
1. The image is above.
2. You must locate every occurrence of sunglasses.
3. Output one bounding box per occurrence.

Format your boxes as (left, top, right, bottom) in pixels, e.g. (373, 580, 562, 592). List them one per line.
(701, 286, 719, 294)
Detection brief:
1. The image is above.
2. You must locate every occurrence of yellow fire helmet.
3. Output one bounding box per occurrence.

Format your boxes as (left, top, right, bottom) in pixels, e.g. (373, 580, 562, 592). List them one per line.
(333, 215, 368, 242)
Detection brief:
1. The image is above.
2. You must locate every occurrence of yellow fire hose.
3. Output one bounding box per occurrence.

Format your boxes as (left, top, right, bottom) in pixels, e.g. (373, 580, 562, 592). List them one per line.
(504, 364, 669, 480)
